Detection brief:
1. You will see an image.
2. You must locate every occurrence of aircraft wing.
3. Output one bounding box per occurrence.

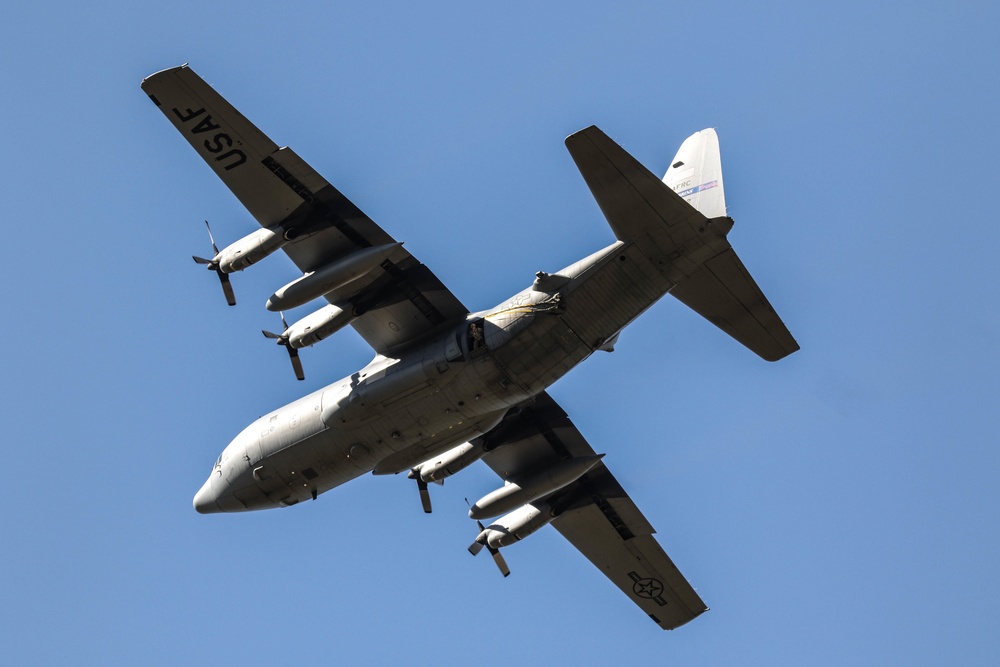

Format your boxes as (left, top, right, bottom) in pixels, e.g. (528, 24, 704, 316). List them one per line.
(478, 392, 708, 630)
(141, 65, 468, 355)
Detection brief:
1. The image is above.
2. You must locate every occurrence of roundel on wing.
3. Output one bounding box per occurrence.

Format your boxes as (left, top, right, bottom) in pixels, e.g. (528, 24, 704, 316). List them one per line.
(632, 577, 664, 600)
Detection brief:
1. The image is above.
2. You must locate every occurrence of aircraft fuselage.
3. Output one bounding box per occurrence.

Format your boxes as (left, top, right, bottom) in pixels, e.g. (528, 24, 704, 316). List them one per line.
(194, 237, 677, 513)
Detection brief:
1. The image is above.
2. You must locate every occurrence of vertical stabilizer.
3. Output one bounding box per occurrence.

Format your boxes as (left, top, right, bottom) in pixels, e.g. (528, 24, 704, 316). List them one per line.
(663, 129, 726, 219)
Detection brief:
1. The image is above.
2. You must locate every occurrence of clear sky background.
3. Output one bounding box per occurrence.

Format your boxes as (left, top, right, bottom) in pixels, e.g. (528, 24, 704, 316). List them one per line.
(2, 2, 998, 665)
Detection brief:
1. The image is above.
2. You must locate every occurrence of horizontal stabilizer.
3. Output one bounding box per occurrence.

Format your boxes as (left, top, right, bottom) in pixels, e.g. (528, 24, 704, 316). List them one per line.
(670, 248, 799, 361)
(565, 126, 708, 242)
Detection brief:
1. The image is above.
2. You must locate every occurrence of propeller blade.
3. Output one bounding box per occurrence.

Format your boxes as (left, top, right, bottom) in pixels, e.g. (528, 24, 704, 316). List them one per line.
(489, 547, 511, 577)
(192, 256, 213, 265)
(469, 514, 509, 574)
(217, 270, 236, 306)
(264, 311, 290, 341)
(286, 345, 305, 381)
(417, 477, 432, 513)
(468, 513, 486, 555)
(204, 220, 220, 255)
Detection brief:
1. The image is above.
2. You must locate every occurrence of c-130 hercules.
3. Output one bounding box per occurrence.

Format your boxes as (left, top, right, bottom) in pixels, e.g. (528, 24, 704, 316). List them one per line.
(142, 65, 798, 631)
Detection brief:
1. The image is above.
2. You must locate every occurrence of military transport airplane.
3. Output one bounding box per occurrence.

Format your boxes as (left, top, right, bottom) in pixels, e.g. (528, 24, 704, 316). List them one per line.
(142, 65, 798, 631)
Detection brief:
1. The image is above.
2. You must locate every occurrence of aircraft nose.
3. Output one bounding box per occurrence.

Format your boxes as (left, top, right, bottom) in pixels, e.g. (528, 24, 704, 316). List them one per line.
(193, 478, 221, 514)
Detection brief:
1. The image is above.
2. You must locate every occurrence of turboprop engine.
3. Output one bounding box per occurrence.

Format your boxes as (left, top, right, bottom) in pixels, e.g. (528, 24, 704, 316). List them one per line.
(408, 442, 488, 513)
(468, 502, 558, 577)
(193, 221, 287, 306)
(468, 454, 604, 520)
(262, 305, 356, 380)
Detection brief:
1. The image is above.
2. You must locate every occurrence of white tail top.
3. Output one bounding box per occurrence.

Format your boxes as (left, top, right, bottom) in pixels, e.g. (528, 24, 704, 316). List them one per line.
(662, 128, 726, 219)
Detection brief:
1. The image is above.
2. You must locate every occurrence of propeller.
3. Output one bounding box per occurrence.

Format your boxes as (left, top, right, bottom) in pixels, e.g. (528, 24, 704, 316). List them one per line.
(262, 312, 305, 381)
(466, 498, 510, 577)
(407, 469, 433, 513)
(193, 220, 236, 306)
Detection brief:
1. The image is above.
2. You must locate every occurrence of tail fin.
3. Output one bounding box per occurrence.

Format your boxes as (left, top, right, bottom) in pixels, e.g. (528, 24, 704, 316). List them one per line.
(663, 129, 726, 219)
(565, 126, 799, 362)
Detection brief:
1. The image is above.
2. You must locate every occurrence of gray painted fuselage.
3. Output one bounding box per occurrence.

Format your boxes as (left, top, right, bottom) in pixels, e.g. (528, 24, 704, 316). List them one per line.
(194, 238, 673, 513)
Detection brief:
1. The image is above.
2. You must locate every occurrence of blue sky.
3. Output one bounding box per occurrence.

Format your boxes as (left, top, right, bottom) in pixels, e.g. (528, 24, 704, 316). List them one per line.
(3, 2, 999, 664)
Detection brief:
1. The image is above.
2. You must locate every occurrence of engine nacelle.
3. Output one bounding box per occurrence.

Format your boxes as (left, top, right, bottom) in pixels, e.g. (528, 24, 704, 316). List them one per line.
(266, 242, 401, 312)
(469, 454, 603, 520)
(216, 226, 287, 273)
(476, 502, 556, 549)
(284, 304, 356, 349)
(412, 442, 486, 483)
